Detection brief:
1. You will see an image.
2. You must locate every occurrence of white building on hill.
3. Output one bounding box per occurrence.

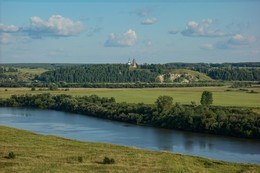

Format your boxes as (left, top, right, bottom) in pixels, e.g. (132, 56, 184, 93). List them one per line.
(127, 58, 137, 68)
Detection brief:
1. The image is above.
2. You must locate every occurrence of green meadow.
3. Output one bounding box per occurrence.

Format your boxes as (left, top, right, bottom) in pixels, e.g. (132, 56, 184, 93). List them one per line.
(1, 87, 260, 107)
(3, 68, 49, 80)
(1, 126, 259, 173)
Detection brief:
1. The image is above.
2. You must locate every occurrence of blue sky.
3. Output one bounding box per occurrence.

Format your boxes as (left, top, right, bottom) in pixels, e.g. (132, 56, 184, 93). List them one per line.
(0, 0, 259, 64)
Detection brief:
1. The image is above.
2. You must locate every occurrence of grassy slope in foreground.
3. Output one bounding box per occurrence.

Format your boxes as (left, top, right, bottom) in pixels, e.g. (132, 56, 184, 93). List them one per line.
(0, 126, 259, 173)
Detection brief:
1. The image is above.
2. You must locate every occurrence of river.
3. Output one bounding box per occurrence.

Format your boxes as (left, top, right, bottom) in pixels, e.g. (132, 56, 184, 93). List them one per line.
(0, 107, 259, 164)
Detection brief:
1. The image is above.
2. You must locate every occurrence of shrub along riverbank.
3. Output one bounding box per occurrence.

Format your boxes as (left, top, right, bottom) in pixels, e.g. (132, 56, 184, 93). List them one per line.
(0, 93, 259, 139)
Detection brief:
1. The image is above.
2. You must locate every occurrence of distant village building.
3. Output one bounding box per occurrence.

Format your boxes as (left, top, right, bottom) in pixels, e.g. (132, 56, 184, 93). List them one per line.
(127, 58, 137, 68)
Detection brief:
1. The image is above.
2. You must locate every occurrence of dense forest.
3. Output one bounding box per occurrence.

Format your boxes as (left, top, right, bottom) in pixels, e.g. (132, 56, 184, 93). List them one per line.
(192, 66, 260, 81)
(37, 64, 158, 83)
(0, 93, 259, 139)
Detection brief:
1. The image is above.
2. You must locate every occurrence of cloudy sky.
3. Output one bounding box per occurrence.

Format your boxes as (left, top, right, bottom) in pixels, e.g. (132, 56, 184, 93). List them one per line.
(0, 0, 259, 64)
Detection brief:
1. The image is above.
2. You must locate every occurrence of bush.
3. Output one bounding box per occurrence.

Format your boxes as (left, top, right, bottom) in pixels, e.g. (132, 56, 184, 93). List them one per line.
(8, 152, 15, 159)
(48, 83, 58, 91)
(31, 87, 36, 91)
(200, 91, 213, 106)
(248, 90, 258, 94)
(103, 156, 115, 164)
(78, 156, 83, 163)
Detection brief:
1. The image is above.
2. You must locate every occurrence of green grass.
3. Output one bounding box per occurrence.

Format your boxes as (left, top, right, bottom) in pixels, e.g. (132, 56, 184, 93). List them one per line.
(1, 87, 260, 108)
(4, 68, 48, 81)
(0, 126, 259, 173)
(17, 68, 49, 75)
(172, 69, 213, 81)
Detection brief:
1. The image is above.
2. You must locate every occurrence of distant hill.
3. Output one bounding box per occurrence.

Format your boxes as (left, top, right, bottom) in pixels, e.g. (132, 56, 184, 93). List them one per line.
(37, 63, 260, 83)
(0, 66, 48, 83)
(37, 64, 215, 84)
(156, 69, 213, 83)
(1, 62, 259, 84)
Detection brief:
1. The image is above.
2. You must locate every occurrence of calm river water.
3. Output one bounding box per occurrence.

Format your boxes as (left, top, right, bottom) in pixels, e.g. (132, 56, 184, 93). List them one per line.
(0, 107, 259, 164)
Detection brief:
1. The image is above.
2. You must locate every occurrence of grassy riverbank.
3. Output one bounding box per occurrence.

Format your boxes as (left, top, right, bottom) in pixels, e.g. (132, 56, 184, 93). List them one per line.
(0, 126, 259, 173)
(1, 87, 260, 107)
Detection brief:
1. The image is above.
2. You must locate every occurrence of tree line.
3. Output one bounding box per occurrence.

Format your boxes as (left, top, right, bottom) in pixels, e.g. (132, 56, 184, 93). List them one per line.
(0, 81, 224, 88)
(0, 93, 259, 139)
(0, 67, 18, 73)
(205, 68, 260, 81)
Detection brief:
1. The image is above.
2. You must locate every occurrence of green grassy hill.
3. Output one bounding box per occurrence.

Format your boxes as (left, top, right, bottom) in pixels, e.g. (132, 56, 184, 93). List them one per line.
(10, 68, 48, 79)
(1, 67, 49, 82)
(1, 126, 259, 173)
(172, 69, 213, 81)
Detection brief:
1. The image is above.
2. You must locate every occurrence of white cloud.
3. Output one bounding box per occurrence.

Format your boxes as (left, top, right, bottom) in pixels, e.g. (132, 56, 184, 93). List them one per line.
(104, 29, 137, 47)
(0, 15, 85, 44)
(228, 34, 255, 45)
(141, 18, 158, 25)
(0, 33, 14, 44)
(0, 24, 19, 33)
(24, 15, 84, 38)
(181, 19, 226, 37)
(0, 24, 18, 44)
(0, 15, 84, 43)
(215, 34, 256, 49)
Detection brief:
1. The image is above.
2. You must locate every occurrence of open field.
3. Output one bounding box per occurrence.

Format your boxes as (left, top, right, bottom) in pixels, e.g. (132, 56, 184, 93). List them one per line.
(4, 67, 49, 76)
(17, 68, 49, 75)
(3, 68, 49, 81)
(1, 126, 259, 173)
(1, 87, 260, 107)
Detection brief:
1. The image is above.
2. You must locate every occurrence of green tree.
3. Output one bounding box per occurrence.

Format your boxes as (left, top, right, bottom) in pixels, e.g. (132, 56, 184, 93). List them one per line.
(48, 83, 58, 91)
(200, 91, 213, 106)
(155, 95, 173, 112)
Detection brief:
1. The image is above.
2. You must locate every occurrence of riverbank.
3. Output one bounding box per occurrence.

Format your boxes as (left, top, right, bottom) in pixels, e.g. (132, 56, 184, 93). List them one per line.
(1, 126, 259, 173)
(1, 93, 259, 139)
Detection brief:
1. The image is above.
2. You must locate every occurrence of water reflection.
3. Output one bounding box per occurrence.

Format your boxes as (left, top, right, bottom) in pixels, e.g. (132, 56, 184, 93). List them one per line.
(0, 107, 259, 164)
(153, 128, 174, 151)
(184, 140, 194, 151)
